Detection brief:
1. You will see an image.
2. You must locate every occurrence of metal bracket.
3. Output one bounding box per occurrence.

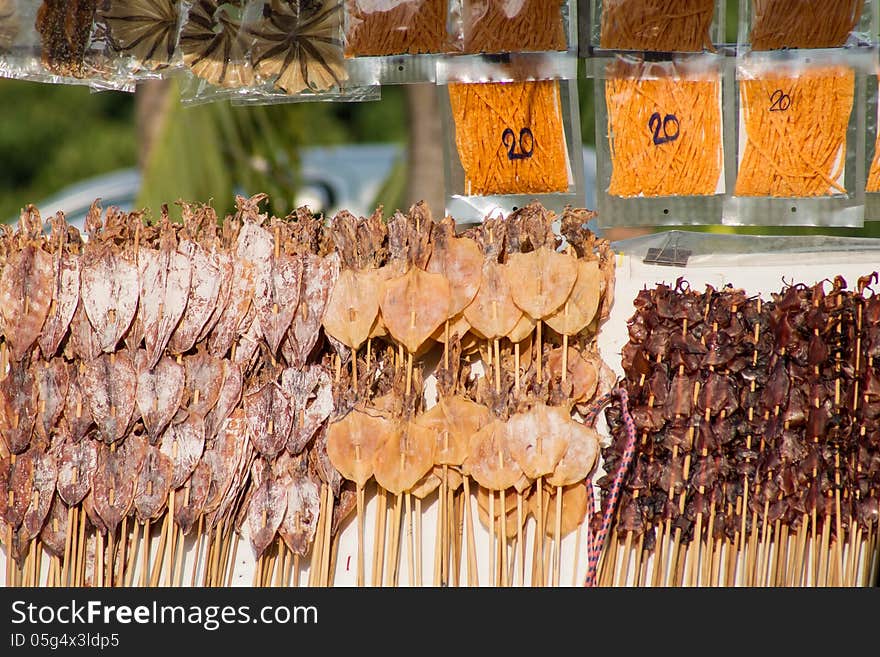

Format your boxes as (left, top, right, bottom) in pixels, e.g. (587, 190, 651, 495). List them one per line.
(643, 233, 691, 267)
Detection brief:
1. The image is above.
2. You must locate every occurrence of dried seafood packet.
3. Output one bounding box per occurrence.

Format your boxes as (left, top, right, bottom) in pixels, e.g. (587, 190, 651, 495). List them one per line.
(92, 0, 187, 80)
(0, 0, 133, 90)
(178, 0, 259, 104)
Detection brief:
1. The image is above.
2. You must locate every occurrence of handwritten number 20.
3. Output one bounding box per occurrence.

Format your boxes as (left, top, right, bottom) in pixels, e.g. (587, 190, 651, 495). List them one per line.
(649, 112, 680, 145)
(769, 89, 791, 111)
(503, 128, 535, 160)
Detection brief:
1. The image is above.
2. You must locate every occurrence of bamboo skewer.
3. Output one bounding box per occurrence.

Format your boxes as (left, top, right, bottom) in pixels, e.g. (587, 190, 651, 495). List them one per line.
(488, 489, 495, 586)
(452, 486, 463, 586)
(405, 490, 415, 586)
(139, 520, 151, 587)
(373, 487, 387, 587)
(386, 492, 403, 587)
(464, 476, 477, 586)
(61, 504, 75, 586)
(356, 484, 365, 587)
(414, 497, 423, 587)
(150, 513, 170, 588)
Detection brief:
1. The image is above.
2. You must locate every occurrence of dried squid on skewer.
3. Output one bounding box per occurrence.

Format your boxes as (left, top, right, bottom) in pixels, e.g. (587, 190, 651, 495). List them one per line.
(0, 210, 54, 362)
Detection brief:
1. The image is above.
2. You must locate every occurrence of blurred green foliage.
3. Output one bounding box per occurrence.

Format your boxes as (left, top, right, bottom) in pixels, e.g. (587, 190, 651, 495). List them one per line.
(0, 80, 136, 221)
(0, 78, 408, 222)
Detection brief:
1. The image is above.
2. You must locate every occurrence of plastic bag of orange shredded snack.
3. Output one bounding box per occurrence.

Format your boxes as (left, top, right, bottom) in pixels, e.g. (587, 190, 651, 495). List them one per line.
(459, 0, 572, 55)
(592, 53, 725, 227)
(738, 0, 874, 52)
(727, 52, 867, 227)
(592, 0, 724, 53)
(343, 0, 450, 57)
(439, 63, 584, 221)
(864, 77, 880, 219)
(868, 79, 880, 190)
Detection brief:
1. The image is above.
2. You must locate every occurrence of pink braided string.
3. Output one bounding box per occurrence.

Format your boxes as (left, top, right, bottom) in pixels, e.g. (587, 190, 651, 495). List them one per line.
(581, 387, 637, 587)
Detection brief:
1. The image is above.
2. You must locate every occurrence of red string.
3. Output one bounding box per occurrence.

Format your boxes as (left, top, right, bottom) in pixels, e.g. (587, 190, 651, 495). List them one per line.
(581, 387, 637, 587)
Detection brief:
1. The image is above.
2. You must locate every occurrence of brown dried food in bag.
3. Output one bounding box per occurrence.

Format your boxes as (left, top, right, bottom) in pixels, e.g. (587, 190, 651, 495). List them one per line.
(251, 0, 347, 94)
(181, 0, 254, 88)
(0, 0, 18, 52)
(36, 0, 99, 78)
(98, 0, 182, 72)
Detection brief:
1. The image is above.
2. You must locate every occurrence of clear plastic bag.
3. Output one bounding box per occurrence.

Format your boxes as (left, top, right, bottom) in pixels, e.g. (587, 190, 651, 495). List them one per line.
(90, 0, 187, 80)
(738, 0, 877, 51)
(441, 73, 584, 221)
(460, 0, 572, 55)
(593, 53, 725, 227)
(343, 0, 450, 56)
(590, 0, 724, 54)
(864, 74, 880, 218)
(248, 0, 348, 95)
(178, 0, 257, 102)
(229, 83, 381, 105)
(180, 0, 359, 104)
(339, 0, 450, 85)
(0, 0, 20, 54)
(0, 0, 132, 90)
(727, 51, 868, 227)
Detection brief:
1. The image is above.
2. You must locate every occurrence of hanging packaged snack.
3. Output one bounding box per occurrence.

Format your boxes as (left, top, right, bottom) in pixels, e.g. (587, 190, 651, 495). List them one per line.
(339, 0, 451, 85)
(0, 0, 19, 54)
(460, 0, 572, 55)
(91, 0, 186, 79)
(37, 0, 101, 79)
(246, 0, 356, 98)
(344, 0, 448, 56)
(0, 0, 133, 90)
(438, 59, 584, 221)
(178, 0, 256, 101)
(590, 0, 724, 53)
(727, 52, 867, 226)
(739, 0, 874, 51)
(593, 54, 725, 226)
(180, 0, 370, 105)
(865, 75, 880, 218)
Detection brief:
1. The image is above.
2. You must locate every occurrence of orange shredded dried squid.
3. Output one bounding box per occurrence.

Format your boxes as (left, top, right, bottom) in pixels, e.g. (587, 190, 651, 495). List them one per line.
(344, 0, 447, 56)
(867, 81, 880, 193)
(462, 0, 567, 54)
(750, 0, 864, 50)
(605, 65, 722, 197)
(868, 128, 880, 192)
(599, 0, 716, 52)
(448, 80, 570, 196)
(734, 66, 854, 197)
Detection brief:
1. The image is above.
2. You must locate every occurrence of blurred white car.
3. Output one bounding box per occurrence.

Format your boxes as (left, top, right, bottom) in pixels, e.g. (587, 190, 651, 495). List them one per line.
(20, 144, 598, 230)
